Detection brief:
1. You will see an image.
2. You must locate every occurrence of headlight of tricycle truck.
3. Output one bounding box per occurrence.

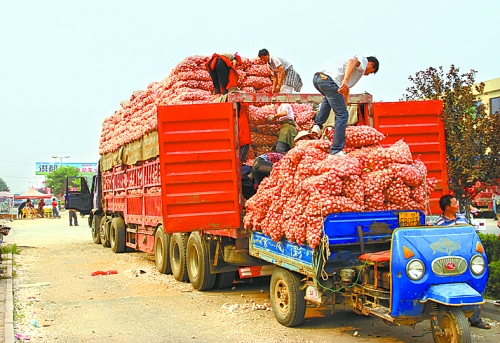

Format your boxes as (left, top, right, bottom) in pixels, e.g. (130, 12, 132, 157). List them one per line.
(470, 254, 486, 276)
(406, 259, 425, 281)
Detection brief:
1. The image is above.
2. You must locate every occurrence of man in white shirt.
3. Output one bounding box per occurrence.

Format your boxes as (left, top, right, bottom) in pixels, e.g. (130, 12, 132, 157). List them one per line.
(311, 55, 379, 156)
(258, 49, 303, 93)
(267, 103, 297, 153)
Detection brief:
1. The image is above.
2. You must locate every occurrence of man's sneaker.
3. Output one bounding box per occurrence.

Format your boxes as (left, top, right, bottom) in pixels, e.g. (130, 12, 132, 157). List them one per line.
(311, 125, 321, 137)
(331, 151, 346, 157)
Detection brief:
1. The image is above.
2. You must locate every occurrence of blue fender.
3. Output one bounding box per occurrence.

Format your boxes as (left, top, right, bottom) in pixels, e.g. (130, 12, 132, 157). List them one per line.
(420, 283, 484, 306)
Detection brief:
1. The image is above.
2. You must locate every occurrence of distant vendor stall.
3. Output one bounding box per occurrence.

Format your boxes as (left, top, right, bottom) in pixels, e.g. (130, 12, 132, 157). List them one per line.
(0, 191, 15, 219)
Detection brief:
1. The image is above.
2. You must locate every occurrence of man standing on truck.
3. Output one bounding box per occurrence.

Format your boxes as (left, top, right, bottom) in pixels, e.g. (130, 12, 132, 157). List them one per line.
(206, 53, 242, 98)
(258, 49, 303, 93)
(434, 195, 491, 330)
(311, 55, 379, 156)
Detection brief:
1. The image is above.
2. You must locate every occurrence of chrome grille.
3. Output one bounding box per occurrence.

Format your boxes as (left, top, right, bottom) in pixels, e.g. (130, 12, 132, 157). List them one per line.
(431, 256, 467, 276)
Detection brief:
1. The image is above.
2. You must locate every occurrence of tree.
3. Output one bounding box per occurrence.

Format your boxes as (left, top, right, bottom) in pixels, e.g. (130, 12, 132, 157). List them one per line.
(404, 65, 500, 215)
(45, 166, 80, 196)
(0, 177, 9, 192)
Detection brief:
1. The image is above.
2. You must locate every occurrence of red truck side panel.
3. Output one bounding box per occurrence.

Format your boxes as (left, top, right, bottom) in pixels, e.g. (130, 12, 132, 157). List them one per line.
(372, 100, 448, 215)
(157, 103, 242, 233)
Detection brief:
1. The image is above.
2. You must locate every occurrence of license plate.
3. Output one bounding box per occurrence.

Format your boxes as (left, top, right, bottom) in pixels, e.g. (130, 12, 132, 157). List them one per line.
(399, 211, 420, 227)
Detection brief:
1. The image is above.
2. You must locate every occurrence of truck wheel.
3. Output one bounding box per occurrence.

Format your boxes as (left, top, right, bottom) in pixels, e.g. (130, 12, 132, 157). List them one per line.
(431, 306, 471, 343)
(110, 217, 126, 253)
(100, 217, 111, 248)
(213, 271, 236, 289)
(270, 267, 306, 327)
(170, 233, 189, 282)
(186, 232, 216, 290)
(154, 226, 171, 274)
(92, 214, 102, 244)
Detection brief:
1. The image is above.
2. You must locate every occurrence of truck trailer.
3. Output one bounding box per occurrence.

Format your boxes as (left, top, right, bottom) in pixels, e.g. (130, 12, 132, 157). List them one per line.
(65, 93, 487, 342)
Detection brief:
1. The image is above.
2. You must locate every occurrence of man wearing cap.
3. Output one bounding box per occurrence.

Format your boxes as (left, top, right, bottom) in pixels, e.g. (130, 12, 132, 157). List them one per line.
(206, 52, 242, 98)
(311, 55, 379, 156)
(258, 49, 303, 94)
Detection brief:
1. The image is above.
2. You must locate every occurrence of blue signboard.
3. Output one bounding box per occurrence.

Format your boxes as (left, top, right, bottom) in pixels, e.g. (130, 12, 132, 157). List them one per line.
(36, 162, 97, 176)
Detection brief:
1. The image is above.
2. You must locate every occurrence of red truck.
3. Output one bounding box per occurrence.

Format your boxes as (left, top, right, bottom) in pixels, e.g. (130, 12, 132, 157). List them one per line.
(472, 184, 499, 218)
(66, 92, 449, 300)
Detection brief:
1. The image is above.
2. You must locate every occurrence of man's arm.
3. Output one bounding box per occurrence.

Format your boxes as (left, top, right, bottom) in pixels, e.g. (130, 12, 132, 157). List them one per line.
(338, 57, 361, 94)
(274, 66, 286, 93)
(271, 73, 278, 93)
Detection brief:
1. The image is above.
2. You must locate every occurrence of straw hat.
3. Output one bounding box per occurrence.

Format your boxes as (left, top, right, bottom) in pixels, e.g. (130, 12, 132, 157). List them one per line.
(294, 130, 315, 142)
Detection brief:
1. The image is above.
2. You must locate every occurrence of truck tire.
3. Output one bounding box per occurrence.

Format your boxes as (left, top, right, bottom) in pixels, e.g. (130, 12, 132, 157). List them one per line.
(270, 267, 306, 327)
(154, 226, 171, 274)
(92, 214, 102, 245)
(170, 233, 189, 282)
(213, 271, 236, 289)
(110, 217, 126, 253)
(186, 232, 216, 291)
(100, 217, 111, 248)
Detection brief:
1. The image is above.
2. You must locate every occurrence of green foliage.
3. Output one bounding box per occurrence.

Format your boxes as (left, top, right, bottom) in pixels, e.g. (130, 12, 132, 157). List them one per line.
(1, 243, 21, 255)
(404, 66, 500, 211)
(478, 233, 500, 298)
(478, 233, 500, 262)
(485, 260, 500, 299)
(45, 166, 80, 196)
(0, 177, 9, 192)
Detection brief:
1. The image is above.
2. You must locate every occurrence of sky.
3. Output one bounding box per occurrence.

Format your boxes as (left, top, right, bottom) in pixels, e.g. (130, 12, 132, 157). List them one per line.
(1, 0, 499, 194)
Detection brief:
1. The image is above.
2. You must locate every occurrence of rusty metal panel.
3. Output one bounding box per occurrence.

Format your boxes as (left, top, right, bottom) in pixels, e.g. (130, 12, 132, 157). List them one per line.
(372, 100, 448, 215)
(157, 103, 241, 233)
(227, 92, 372, 105)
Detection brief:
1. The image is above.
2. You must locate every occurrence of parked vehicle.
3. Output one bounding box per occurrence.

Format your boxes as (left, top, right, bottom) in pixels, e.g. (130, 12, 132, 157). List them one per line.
(67, 94, 484, 342)
(0, 215, 13, 248)
(472, 184, 500, 218)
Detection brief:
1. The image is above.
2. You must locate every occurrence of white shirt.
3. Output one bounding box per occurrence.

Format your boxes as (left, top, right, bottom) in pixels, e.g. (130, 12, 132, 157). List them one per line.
(269, 56, 291, 75)
(319, 54, 368, 88)
(277, 103, 294, 121)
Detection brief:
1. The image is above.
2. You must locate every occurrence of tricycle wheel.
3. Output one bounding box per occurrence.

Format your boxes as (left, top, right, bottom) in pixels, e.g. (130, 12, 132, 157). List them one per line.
(431, 306, 471, 343)
(154, 226, 171, 274)
(170, 233, 189, 282)
(91, 214, 102, 244)
(270, 267, 306, 327)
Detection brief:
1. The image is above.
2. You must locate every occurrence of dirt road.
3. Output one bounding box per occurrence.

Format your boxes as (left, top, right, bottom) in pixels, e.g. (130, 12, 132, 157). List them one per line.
(5, 213, 499, 343)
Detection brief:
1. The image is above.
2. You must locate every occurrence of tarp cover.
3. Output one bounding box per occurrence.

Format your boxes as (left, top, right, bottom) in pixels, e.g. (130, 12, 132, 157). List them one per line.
(101, 130, 158, 172)
(14, 187, 52, 199)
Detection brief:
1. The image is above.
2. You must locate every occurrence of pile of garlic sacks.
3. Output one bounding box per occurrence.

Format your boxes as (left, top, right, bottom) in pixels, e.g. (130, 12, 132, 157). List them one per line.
(243, 126, 437, 249)
(99, 55, 277, 155)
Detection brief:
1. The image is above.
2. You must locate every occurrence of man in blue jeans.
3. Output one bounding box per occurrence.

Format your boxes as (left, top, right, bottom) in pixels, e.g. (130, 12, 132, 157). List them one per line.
(311, 55, 379, 156)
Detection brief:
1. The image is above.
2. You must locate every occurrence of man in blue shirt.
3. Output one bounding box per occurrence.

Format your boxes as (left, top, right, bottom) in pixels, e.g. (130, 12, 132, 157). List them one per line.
(434, 195, 491, 329)
(433, 195, 469, 226)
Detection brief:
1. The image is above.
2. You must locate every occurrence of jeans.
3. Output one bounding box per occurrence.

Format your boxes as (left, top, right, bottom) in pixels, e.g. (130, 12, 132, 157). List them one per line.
(69, 211, 78, 226)
(313, 73, 348, 154)
(469, 307, 481, 325)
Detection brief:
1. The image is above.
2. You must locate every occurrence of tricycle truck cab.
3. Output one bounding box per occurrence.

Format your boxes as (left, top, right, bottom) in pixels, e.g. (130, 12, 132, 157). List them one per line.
(251, 210, 488, 343)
